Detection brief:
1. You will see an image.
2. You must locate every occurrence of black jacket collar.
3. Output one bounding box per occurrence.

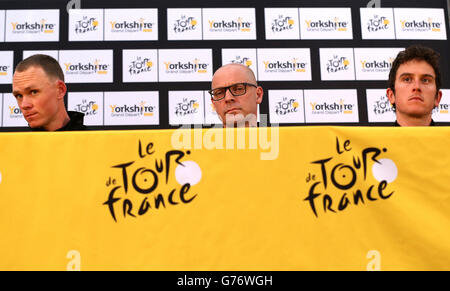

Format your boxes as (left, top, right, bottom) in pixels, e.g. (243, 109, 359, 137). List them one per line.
(31, 111, 87, 131)
(394, 119, 435, 127)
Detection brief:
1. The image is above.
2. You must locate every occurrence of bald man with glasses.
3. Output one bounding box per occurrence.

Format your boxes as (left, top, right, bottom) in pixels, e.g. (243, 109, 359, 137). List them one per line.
(209, 64, 263, 127)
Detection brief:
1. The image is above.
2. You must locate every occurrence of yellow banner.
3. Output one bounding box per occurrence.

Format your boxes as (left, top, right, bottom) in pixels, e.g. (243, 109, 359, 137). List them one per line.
(0, 126, 449, 270)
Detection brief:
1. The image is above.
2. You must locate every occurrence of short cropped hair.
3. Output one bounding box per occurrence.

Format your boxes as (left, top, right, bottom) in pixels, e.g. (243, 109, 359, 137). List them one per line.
(388, 45, 441, 93)
(15, 54, 65, 82)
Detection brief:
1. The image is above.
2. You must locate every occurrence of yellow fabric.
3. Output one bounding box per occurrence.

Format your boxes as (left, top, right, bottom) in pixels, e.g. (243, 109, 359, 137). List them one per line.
(0, 126, 449, 270)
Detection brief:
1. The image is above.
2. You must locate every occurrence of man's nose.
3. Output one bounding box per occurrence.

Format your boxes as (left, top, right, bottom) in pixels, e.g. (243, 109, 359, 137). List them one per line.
(223, 88, 235, 102)
(19, 95, 33, 110)
(412, 78, 422, 91)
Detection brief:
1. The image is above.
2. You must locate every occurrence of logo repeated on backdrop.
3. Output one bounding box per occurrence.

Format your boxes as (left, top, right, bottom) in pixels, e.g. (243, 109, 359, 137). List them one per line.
(432, 90, 450, 122)
(360, 8, 395, 39)
(67, 92, 104, 126)
(221, 48, 258, 80)
(104, 9, 158, 41)
(68, 9, 103, 41)
(268, 90, 305, 124)
(6, 10, 59, 42)
(123, 49, 158, 83)
(264, 8, 300, 40)
(203, 91, 222, 125)
(202, 8, 256, 40)
(257, 48, 311, 81)
(366, 89, 396, 123)
(299, 8, 353, 39)
(0, 11, 5, 42)
(103, 140, 201, 222)
(0, 51, 13, 84)
(2, 93, 28, 127)
(104, 91, 159, 126)
(394, 8, 447, 40)
(304, 89, 359, 123)
(354, 48, 403, 81)
(303, 137, 397, 217)
(167, 8, 202, 40)
(158, 49, 212, 82)
(59, 50, 113, 83)
(169, 91, 204, 125)
(319, 48, 355, 81)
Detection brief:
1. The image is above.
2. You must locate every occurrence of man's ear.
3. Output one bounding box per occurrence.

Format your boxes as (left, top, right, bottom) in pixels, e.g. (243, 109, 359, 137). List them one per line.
(56, 80, 67, 100)
(386, 88, 395, 105)
(435, 90, 443, 107)
(256, 86, 263, 105)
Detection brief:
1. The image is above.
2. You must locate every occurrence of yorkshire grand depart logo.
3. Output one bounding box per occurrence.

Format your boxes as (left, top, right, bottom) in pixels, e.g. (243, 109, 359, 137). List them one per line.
(202, 8, 256, 40)
(275, 97, 299, 116)
(433, 104, 449, 115)
(173, 15, 198, 33)
(2, 93, 28, 127)
(164, 59, 209, 74)
(0, 51, 13, 84)
(310, 99, 354, 115)
(104, 9, 158, 41)
(366, 15, 390, 32)
(110, 101, 155, 118)
(399, 18, 442, 33)
(175, 98, 200, 117)
(263, 58, 307, 73)
(11, 19, 56, 34)
(208, 17, 252, 33)
(7, 105, 23, 118)
(160, 49, 212, 81)
(257, 49, 311, 81)
(303, 137, 397, 217)
(74, 16, 99, 34)
(271, 15, 295, 32)
(305, 17, 348, 32)
(360, 59, 392, 72)
(0, 65, 9, 76)
(394, 8, 447, 40)
(104, 91, 159, 125)
(299, 8, 353, 39)
(64, 60, 109, 76)
(128, 56, 154, 76)
(109, 18, 154, 33)
(103, 140, 201, 222)
(5, 10, 59, 42)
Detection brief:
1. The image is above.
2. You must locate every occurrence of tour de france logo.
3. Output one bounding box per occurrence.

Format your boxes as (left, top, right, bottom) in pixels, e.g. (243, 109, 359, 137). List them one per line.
(303, 137, 398, 217)
(103, 140, 202, 222)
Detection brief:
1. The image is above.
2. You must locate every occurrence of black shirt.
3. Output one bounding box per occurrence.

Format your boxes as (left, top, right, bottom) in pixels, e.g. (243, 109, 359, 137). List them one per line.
(394, 119, 435, 126)
(31, 111, 87, 131)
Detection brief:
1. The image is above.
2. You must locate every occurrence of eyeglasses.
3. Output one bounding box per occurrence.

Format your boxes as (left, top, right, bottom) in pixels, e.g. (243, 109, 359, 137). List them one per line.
(208, 82, 258, 101)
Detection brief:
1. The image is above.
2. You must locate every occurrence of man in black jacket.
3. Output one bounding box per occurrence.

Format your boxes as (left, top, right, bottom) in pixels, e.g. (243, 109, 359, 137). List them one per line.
(12, 54, 86, 131)
(386, 45, 442, 126)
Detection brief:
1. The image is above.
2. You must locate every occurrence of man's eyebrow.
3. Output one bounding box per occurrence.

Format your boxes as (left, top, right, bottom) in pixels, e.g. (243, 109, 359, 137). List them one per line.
(398, 72, 435, 79)
(12, 86, 33, 95)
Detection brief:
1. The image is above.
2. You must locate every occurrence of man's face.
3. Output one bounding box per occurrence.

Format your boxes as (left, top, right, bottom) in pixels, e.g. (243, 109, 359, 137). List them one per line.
(12, 66, 65, 130)
(211, 65, 263, 126)
(387, 60, 442, 119)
